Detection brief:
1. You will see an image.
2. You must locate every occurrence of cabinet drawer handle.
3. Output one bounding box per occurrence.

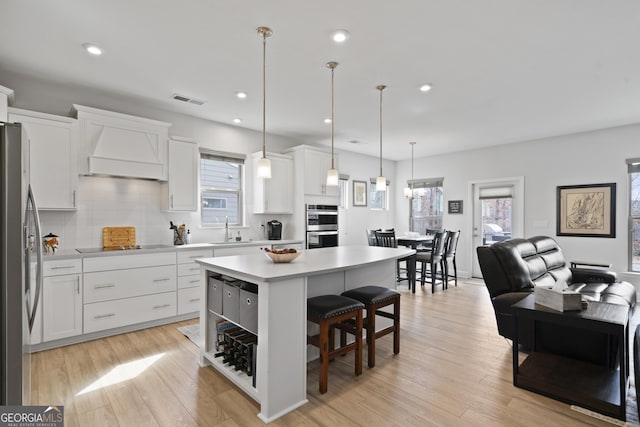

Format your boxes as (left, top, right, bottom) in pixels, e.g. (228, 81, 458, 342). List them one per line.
(189, 298, 201, 303)
(189, 279, 200, 284)
(153, 304, 171, 309)
(94, 313, 115, 319)
(189, 255, 202, 259)
(94, 283, 115, 289)
(51, 265, 76, 270)
(189, 267, 199, 271)
(153, 278, 171, 282)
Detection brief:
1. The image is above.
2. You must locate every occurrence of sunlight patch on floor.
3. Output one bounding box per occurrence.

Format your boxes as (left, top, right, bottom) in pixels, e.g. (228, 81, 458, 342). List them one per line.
(75, 353, 165, 396)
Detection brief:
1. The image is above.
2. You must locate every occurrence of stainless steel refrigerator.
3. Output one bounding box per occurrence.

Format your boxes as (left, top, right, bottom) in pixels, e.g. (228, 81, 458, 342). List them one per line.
(1, 122, 43, 405)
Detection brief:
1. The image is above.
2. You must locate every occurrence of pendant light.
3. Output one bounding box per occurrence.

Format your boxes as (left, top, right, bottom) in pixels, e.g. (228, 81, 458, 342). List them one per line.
(404, 142, 416, 199)
(326, 61, 339, 186)
(376, 85, 387, 191)
(256, 26, 273, 179)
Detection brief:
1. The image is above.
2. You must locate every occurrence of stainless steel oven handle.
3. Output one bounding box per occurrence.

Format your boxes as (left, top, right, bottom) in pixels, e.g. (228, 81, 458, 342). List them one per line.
(306, 210, 338, 215)
(307, 231, 339, 236)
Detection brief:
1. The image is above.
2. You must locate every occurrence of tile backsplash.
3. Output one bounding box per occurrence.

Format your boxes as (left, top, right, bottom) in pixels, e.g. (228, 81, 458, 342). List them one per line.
(39, 175, 291, 250)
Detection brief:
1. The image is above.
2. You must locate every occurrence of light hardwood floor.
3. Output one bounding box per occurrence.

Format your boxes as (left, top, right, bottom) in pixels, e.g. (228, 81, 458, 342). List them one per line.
(31, 281, 626, 426)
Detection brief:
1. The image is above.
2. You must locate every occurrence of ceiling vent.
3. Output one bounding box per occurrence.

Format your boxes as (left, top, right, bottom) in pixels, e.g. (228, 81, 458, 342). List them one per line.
(171, 93, 206, 106)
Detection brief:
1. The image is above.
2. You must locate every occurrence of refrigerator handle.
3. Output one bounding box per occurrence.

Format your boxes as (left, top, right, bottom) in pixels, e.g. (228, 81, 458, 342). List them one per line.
(26, 185, 43, 333)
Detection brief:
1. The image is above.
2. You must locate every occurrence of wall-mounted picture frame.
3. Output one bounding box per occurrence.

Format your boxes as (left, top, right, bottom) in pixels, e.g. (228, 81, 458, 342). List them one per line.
(556, 183, 616, 238)
(448, 200, 463, 214)
(353, 180, 367, 207)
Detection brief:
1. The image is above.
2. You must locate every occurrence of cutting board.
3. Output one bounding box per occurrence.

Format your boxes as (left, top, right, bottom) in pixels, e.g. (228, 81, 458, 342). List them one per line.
(103, 226, 136, 248)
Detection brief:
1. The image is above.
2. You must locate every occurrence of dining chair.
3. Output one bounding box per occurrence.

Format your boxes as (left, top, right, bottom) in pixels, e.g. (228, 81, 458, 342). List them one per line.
(418, 228, 442, 251)
(375, 230, 411, 286)
(443, 230, 460, 288)
(366, 229, 379, 246)
(374, 230, 397, 248)
(415, 231, 448, 293)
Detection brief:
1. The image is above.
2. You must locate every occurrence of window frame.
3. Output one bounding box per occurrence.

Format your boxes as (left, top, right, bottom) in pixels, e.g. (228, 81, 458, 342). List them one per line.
(408, 177, 444, 233)
(369, 178, 390, 211)
(338, 175, 349, 210)
(628, 158, 640, 271)
(199, 150, 245, 227)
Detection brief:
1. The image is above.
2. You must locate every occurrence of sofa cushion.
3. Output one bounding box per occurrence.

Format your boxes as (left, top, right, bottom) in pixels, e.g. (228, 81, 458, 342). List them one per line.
(573, 282, 610, 301)
(601, 281, 637, 307)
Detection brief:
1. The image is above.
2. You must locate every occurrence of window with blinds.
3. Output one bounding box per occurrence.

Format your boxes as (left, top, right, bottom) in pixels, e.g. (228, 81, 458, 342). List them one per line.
(369, 178, 390, 210)
(408, 177, 444, 232)
(200, 149, 245, 226)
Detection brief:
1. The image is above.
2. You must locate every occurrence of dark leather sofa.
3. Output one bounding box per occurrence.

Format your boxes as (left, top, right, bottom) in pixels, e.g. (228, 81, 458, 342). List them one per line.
(477, 236, 636, 365)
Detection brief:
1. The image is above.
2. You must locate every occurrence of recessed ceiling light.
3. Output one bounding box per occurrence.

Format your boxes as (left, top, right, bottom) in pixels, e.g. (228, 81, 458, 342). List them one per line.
(420, 84, 433, 92)
(324, 118, 332, 124)
(233, 118, 242, 124)
(236, 91, 247, 99)
(82, 43, 103, 56)
(331, 30, 350, 43)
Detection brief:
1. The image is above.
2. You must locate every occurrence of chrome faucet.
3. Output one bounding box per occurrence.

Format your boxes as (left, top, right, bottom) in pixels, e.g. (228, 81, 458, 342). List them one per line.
(224, 216, 230, 242)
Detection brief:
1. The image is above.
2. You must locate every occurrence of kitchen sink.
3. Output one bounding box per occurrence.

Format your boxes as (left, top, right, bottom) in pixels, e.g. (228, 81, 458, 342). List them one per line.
(211, 240, 255, 245)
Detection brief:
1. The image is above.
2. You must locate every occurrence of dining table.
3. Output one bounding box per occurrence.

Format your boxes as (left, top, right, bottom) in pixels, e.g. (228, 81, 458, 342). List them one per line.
(396, 234, 433, 293)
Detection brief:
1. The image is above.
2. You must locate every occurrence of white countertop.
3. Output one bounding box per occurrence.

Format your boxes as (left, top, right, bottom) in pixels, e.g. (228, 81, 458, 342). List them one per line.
(196, 245, 415, 283)
(42, 239, 303, 260)
(208, 239, 302, 249)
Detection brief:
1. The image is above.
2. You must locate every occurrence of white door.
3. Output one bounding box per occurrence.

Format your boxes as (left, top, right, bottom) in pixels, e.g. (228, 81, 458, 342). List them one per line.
(470, 177, 525, 278)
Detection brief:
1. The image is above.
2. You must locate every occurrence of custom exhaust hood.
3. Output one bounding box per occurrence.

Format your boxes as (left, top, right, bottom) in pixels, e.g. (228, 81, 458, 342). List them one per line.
(73, 105, 171, 180)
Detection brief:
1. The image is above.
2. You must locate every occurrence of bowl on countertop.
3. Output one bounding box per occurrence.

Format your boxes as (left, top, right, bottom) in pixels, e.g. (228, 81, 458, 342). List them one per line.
(263, 249, 301, 263)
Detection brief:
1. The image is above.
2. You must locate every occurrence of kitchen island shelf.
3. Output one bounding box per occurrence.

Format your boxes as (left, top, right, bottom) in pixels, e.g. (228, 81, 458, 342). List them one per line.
(202, 350, 259, 401)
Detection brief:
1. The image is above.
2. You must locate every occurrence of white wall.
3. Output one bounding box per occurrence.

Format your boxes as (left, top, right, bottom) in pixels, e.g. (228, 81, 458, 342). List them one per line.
(394, 124, 640, 279)
(2, 72, 305, 249)
(337, 150, 396, 246)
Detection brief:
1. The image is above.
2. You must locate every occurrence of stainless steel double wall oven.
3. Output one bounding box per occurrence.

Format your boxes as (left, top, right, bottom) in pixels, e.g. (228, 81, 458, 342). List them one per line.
(305, 204, 338, 249)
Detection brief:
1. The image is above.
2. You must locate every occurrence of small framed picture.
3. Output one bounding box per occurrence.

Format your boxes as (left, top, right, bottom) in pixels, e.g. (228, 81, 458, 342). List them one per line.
(448, 200, 463, 214)
(353, 180, 367, 207)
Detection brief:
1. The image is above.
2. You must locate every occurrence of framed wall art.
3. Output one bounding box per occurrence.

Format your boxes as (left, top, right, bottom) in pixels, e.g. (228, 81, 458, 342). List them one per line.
(556, 183, 616, 238)
(353, 180, 367, 207)
(448, 200, 463, 214)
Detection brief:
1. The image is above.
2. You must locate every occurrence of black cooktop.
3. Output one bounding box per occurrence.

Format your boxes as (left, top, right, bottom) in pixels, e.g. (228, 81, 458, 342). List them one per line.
(76, 244, 174, 254)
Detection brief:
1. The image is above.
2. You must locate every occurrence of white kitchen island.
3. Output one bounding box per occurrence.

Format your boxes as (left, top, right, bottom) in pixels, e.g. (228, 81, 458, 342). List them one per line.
(196, 245, 414, 423)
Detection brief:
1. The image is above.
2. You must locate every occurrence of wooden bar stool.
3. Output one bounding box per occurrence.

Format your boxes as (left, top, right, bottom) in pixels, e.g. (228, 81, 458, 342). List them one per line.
(341, 285, 400, 368)
(307, 294, 364, 394)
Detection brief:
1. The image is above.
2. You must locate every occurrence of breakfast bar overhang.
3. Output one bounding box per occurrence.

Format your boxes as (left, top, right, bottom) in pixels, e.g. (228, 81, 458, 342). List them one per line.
(196, 245, 414, 423)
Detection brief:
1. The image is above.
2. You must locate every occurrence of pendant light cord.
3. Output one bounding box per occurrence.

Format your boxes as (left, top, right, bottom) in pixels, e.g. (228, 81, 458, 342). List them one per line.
(379, 87, 383, 176)
(331, 65, 335, 169)
(262, 33, 267, 158)
(411, 141, 415, 195)
(376, 85, 386, 177)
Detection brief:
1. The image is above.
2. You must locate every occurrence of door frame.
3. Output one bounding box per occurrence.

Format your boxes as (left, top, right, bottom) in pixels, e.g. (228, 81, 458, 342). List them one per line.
(468, 176, 525, 278)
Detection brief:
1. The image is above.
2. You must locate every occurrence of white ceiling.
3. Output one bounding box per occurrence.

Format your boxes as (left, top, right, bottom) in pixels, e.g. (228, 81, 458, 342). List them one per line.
(2, 1, 640, 160)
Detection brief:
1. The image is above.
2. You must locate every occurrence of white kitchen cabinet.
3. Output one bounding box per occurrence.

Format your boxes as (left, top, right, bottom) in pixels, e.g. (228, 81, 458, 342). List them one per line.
(42, 258, 83, 342)
(8, 108, 78, 210)
(303, 148, 338, 197)
(83, 265, 177, 304)
(43, 274, 83, 341)
(84, 292, 176, 334)
(252, 152, 293, 214)
(176, 248, 212, 314)
(82, 252, 178, 333)
(167, 137, 198, 211)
